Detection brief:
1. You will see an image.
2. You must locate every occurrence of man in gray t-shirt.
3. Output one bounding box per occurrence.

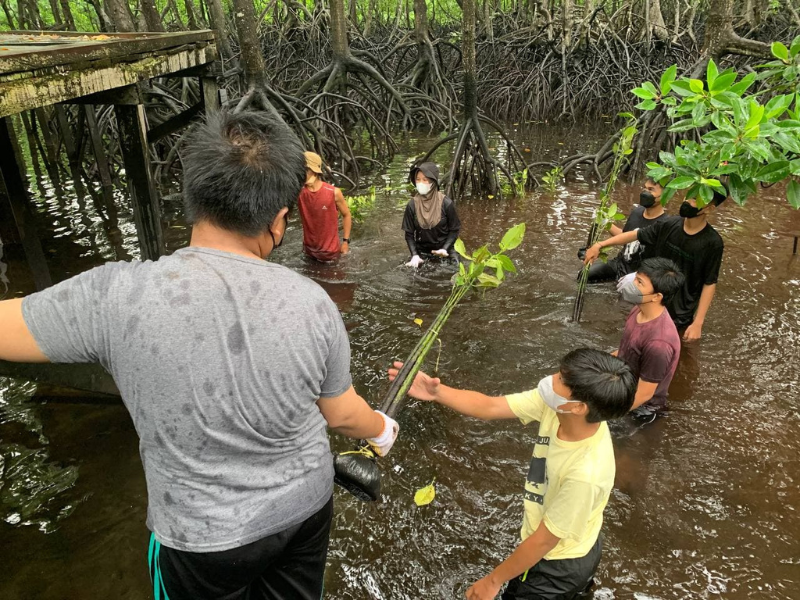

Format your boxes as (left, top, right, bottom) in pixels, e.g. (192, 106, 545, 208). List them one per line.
(0, 110, 398, 600)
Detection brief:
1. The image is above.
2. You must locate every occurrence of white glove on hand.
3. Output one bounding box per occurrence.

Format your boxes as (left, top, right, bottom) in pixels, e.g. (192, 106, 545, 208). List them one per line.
(616, 271, 636, 292)
(405, 255, 424, 268)
(431, 248, 449, 257)
(366, 411, 399, 458)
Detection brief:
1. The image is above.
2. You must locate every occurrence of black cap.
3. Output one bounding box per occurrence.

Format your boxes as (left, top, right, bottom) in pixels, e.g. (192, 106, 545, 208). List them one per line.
(409, 162, 440, 187)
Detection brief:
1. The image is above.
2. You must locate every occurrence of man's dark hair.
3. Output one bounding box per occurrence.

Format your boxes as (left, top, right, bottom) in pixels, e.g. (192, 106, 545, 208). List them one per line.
(637, 257, 685, 306)
(559, 348, 636, 422)
(182, 110, 306, 236)
(712, 181, 729, 206)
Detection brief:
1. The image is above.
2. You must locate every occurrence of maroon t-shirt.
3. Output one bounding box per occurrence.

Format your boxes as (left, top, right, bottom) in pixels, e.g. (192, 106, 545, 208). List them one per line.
(618, 306, 681, 408)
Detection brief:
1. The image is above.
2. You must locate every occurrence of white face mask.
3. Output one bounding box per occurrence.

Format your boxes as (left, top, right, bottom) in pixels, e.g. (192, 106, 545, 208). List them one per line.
(416, 182, 433, 195)
(537, 375, 575, 414)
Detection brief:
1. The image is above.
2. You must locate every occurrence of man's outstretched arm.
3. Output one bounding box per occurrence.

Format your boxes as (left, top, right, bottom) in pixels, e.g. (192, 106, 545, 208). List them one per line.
(0, 299, 48, 362)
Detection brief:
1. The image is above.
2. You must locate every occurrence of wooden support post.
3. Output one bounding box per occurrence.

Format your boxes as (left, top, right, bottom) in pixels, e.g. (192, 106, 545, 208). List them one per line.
(114, 104, 164, 261)
(201, 76, 220, 112)
(0, 117, 52, 290)
(84, 105, 115, 204)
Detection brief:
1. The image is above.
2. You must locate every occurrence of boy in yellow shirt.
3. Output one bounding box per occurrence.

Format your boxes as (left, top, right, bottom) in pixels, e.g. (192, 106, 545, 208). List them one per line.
(389, 348, 635, 600)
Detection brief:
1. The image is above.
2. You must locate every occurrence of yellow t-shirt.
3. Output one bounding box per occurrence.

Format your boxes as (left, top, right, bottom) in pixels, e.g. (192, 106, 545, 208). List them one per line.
(505, 388, 615, 560)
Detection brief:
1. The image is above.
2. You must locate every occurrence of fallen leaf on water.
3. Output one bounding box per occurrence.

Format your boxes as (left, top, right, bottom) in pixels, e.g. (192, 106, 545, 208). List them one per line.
(414, 479, 436, 506)
(524, 148, 531, 152)
(487, 195, 495, 199)
(413, 318, 423, 327)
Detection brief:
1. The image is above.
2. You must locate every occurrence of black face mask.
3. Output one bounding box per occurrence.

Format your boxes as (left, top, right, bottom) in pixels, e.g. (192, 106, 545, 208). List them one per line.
(679, 201, 702, 219)
(639, 190, 657, 208)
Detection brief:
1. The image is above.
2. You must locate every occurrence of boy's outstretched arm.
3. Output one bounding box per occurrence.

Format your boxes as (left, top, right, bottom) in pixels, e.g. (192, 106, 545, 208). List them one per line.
(466, 522, 560, 600)
(388, 362, 516, 420)
(0, 299, 49, 362)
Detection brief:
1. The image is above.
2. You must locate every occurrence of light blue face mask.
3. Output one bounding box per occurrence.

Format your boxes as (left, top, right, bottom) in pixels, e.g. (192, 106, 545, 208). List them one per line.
(537, 375, 574, 414)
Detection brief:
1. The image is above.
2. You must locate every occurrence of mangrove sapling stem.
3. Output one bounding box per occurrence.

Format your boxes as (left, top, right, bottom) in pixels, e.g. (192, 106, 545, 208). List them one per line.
(571, 120, 638, 323)
(334, 224, 526, 503)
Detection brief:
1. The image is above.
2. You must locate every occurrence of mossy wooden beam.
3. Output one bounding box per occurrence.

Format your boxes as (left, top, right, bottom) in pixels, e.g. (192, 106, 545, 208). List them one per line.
(0, 43, 217, 117)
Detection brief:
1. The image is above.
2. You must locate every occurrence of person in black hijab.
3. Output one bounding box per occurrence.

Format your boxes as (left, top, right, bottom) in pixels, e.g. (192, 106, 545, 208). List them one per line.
(402, 162, 461, 268)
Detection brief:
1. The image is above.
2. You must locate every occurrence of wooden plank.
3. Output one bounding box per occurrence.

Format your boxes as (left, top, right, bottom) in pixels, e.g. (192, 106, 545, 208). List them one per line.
(66, 82, 144, 105)
(0, 30, 215, 74)
(0, 116, 52, 290)
(115, 104, 164, 261)
(0, 44, 217, 117)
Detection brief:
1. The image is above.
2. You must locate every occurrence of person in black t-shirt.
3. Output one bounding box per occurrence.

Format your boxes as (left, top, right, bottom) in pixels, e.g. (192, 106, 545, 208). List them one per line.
(584, 186, 728, 342)
(403, 162, 461, 268)
(584, 178, 672, 282)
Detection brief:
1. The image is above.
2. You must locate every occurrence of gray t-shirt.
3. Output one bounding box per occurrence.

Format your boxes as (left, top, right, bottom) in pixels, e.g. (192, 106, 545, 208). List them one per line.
(22, 247, 352, 552)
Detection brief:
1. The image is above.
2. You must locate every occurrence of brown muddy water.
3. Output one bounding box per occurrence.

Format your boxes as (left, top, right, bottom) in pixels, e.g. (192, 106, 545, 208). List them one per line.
(1, 124, 799, 600)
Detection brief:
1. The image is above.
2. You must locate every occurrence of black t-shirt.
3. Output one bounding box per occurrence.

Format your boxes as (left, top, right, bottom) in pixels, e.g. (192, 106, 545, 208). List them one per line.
(617, 206, 673, 275)
(402, 197, 461, 255)
(638, 216, 724, 327)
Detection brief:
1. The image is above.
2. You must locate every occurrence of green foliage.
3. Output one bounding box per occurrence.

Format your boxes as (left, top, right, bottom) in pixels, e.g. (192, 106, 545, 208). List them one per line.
(632, 36, 800, 208)
(541, 165, 563, 194)
(346, 186, 377, 222)
(453, 223, 524, 288)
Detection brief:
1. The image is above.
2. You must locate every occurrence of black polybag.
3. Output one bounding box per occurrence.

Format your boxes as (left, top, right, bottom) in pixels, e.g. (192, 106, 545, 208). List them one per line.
(334, 451, 381, 502)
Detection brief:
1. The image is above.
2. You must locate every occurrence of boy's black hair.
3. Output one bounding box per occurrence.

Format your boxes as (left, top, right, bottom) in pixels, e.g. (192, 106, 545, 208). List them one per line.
(559, 348, 636, 422)
(182, 110, 305, 237)
(637, 257, 685, 306)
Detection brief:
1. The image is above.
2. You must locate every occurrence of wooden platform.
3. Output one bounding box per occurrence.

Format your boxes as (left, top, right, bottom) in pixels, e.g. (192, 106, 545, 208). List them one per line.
(0, 30, 217, 117)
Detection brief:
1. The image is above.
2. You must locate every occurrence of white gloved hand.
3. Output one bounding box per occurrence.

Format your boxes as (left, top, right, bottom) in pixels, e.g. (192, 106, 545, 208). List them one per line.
(405, 255, 424, 268)
(431, 248, 449, 257)
(366, 411, 399, 457)
(616, 271, 636, 292)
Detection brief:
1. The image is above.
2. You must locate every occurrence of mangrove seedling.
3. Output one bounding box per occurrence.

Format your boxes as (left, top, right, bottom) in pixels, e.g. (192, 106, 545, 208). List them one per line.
(541, 166, 563, 195)
(333, 223, 526, 502)
(380, 222, 526, 418)
(572, 121, 637, 323)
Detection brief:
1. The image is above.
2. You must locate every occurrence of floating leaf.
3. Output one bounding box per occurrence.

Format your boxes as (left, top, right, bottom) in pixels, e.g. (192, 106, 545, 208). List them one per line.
(413, 318, 423, 327)
(414, 479, 436, 506)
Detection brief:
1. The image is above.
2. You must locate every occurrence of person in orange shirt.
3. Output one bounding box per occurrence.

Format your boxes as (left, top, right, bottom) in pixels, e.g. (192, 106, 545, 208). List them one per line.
(297, 152, 352, 262)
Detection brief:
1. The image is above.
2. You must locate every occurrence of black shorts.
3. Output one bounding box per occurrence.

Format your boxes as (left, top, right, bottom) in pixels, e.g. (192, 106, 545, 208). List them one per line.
(148, 495, 333, 600)
(501, 536, 602, 600)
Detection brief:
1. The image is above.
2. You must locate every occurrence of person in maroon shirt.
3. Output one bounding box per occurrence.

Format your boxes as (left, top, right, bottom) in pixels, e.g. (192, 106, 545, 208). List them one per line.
(614, 258, 686, 420)
(297, 152, 352, 262)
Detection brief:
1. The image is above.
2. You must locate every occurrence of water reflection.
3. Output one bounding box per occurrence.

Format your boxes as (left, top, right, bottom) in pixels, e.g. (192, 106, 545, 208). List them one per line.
(1, 125, 799, 599)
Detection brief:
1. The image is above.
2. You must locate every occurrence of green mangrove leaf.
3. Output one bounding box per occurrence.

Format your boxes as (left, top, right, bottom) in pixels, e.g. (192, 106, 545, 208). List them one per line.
(707, 59, 719, 87)
(499, 223, 526, 251)
(496, 254, 516, 273)
(414, 479, 436, 506)
(667, 176, 696, 189)
(787, 180, 800, 209)
(660, 65, 678, 96)
(772, 41, 790, 62)
(454, 238, 471, 260)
